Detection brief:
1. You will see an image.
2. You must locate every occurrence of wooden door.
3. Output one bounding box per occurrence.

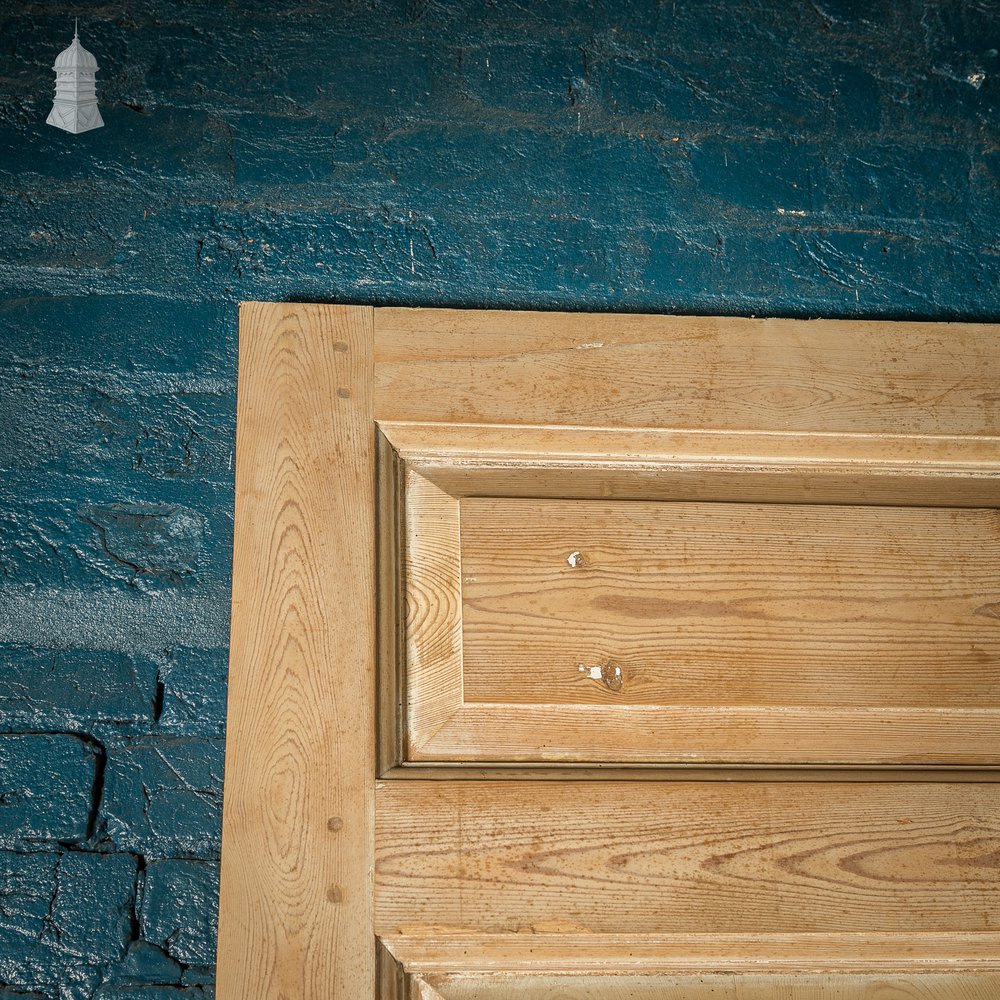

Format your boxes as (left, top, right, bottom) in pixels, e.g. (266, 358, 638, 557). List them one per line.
(217, 303, 1000, 999)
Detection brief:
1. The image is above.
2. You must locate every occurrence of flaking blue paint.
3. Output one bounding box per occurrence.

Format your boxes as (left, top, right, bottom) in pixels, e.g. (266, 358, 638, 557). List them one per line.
(0, 0, 998, 994)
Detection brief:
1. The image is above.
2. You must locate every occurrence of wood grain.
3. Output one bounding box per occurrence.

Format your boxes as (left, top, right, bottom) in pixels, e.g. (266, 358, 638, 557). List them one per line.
(217, 303, 375, 999)
(373, 309, 1000, 436)
(375, 781, 1000, 937)
(409, 977, 446, 1000)
(403, 469, 464, 758)
(417, 972, 1000, 999)
(459, 498, 1000, 708)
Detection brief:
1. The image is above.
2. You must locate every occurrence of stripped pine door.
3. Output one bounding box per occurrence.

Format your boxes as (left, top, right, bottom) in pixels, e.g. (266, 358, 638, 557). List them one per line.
(217, 303, 1000, 999)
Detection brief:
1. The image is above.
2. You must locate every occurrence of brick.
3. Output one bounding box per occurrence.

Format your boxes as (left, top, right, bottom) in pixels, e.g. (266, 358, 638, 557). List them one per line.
(0, 647, 157, 733)
(102, 738, 223, 859)
(231, 118, 380, 189)
(839, 146, 973, 224)
(0, 586, 233, 656)
(76, 502, 206, 587)
(0, 494, 231, 597)
(379, 126, 678, 230)
(50, 852, 138, 963)
(0, 852, 59, 979)
(140, 860, 219, 967)
(458, 38, 585, 112)
(0, 850, 136, 991)
(0, 499, 211, 593)
(0, 184, 130, 271)
(631, 222, 991, 320)
(0, 367, 235, 484)
(0, 735, 98, 845)
(606, 5, 887, 132)
(179, 970, 213, 988)
(0, 296, 234, 377)
(122, 9, 442, 116)
(592, 52, 714, 121)
(689, 136, 835, 214)
(912, 5, 1000, 117)
(0, 197, 204, 300)
(0, 107, 232, 193)
(166, 203, 455, 296)
(460, 216, 623, 297)
(0, 499, 107, 590)
(139, 22, 304, 114)
(107, 941, 183, 986)
(157, 648, 228, 737)
(298, 32, 442, 114)
(783, 228, 1000, 313)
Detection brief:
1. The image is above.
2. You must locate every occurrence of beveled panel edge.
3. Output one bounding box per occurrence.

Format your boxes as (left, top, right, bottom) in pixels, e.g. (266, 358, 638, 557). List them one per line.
(376, 428, 406, 776)
(377, 936, 409, 999)
(411, 703, 1000, 767)
(416, 971, 1000, 1000)
(377, 425, 467, 775)
(384, 420, 1000, 508)
(399, 465, 465, 761)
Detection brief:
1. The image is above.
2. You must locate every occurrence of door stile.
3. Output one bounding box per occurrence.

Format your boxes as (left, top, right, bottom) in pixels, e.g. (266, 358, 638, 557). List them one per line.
(217, 303, 377, 999)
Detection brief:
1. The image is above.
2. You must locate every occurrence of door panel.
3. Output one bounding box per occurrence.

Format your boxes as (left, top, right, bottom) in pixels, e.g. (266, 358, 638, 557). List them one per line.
(219, 304, 1000, 999)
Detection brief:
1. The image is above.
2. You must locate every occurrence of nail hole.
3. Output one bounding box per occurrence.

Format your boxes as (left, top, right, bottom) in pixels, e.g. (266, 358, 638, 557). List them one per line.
(327, 816, 343, 832)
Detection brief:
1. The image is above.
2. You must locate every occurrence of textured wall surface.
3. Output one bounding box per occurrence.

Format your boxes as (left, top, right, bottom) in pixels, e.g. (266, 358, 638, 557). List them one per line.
(0, 0, 998, 995)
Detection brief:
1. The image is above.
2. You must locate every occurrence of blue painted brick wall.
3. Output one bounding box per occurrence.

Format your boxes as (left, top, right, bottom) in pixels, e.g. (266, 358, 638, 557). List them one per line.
(1, 0, 998, 994)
